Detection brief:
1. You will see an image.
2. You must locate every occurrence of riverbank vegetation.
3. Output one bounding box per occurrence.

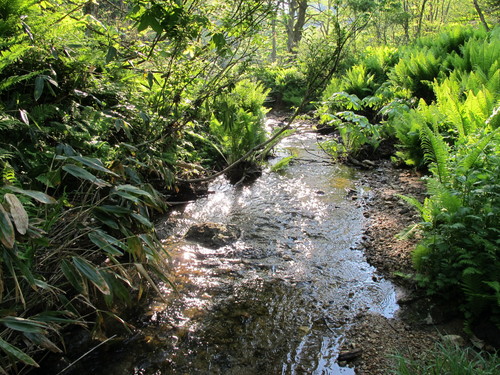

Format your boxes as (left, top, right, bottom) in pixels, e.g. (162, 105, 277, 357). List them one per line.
(0, 0, 498, 373)
(317, 25, 500, 342)
(392, 340, 500, 374)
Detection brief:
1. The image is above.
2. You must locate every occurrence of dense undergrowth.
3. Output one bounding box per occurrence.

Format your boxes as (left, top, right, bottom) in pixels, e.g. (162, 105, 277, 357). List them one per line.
(316, 25, 500, 339)
(0, 1, 278, 372)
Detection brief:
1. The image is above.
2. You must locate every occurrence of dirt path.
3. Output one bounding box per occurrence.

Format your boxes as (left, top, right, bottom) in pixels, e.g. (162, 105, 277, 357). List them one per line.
(339, 160, 465, 374)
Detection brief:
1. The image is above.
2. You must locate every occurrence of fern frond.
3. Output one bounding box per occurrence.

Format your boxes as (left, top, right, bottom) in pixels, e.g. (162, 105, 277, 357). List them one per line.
(420, 124, 450, 184)
(397, 194, 424, 213)
(1, 162, 17, 185)
(0, 114, 24, 131)
(459, 128, 500, 173)
(0, 70, 42, 93)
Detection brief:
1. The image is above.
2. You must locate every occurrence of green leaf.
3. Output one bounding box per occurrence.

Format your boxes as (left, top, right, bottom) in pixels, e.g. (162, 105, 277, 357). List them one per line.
(95, 205, 132, 216)
(6, 186, 56, 204)
(106, 46, 117, 64)
(88, 230, 125, 256)
(66, 156, 119, 177)
(114, 184, 153, 200)
(34, 76, 44, 101)
(93, 212, 119, 230)
(127, 236, 143, 257)
(0, 204, 15, 249)
(5, 246, 36, 287)
(24, 332, 62, 353)
(62, 164, 110, 188)
(147, 72, 155, 89)
(72, 257, 110, 295)
(0, 337, 39, 367)
(33, 311, 79, 324)
(131, 212, 153, 228)
(211, 32, 227, 54)
(35, 169, 61, 188)
(60, 259, 85, 293)
(114, 119, 132, 139)
(4, 193, 28, 235)
(0, 317, 48, 334)
(112, 190, 139, 203)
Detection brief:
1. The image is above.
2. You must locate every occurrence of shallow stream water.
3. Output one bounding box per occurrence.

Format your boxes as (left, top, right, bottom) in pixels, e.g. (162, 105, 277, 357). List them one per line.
(63, 118, 399, 374)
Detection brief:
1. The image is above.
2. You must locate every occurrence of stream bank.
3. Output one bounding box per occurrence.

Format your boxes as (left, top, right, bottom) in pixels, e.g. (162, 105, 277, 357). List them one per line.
(341, 159, 465, 374)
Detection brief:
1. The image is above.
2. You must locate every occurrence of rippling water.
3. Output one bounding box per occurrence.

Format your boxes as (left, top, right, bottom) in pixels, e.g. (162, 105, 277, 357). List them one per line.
(62, 118, 398, 375)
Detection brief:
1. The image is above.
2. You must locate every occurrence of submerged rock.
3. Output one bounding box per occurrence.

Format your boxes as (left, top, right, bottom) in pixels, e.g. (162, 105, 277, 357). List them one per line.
(185, 222, 241, 248)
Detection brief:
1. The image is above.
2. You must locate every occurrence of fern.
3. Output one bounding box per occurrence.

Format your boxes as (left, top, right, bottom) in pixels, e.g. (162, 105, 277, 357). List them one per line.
(459, 128, 500, 174)
(397, 194, 424, 214)
(0, 70, 42, 93)
(29, 104, 60, 124)
(0, 43, 32, 72)
(1, 162, 17, 185)
(0, 114, 24, 131)
(420, 124, 450, 183)
(462, 36, 500, 79)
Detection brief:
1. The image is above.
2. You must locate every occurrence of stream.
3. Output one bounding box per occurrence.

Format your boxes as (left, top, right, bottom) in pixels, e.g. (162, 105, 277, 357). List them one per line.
(62, 117, 399, 374)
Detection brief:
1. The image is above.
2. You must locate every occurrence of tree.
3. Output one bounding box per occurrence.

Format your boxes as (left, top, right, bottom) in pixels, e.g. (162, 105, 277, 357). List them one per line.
(282, 0, 309, 53)
(472, 0, 490, 31)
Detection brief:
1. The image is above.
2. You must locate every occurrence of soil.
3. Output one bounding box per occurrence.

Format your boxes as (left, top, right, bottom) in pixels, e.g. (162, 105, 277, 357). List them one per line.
(338, 159, 466, 374)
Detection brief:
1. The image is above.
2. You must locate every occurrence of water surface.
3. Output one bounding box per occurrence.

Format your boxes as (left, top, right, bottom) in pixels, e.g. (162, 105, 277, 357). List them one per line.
(63, 118, 398, 375)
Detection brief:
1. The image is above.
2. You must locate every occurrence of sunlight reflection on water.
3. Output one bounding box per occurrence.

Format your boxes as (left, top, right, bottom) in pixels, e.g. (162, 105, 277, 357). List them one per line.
(62, 118, 398, 375)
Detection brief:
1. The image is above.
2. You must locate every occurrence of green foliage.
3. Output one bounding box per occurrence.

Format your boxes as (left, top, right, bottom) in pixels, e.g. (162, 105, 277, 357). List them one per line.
(209, 79, 269, 164)
(316, 45, 400, 156)
(390, 48, 441, 102)
(318, 25, 500, 329)
(252, 63, 307, 108)
(0, 0, 275, 372)
(320, 109, 383, 158)
(363, 46, 400, 83)
(391, 340, 500, 375)
(409, 141, 500, 325)
(270, 155, 295, 173)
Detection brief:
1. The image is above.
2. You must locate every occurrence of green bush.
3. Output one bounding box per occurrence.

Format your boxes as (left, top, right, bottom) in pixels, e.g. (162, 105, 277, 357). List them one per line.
(209, 79, 270, 164)
(252, 64, 307, 108)
(317, 45, 400, 146)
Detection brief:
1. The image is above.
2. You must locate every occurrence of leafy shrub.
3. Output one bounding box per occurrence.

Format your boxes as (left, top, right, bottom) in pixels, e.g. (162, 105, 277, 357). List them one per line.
(209, 79, 270, 165)
(392, 28, 500, 329)
(408, 137, 500, 324)
(389, 48, 441, 102)
(317, 45, 401, 149)
(363, 46, 400, 83)
(252, 64, 307, 108)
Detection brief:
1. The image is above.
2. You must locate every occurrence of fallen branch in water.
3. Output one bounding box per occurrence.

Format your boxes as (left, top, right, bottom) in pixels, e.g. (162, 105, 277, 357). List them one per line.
(338, 348, 363, 362)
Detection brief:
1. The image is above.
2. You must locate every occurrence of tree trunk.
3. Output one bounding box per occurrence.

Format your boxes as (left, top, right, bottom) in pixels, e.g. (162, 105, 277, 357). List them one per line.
(271, 15, 277, 62)
(472, 0, 490, 31)
(416, 0, 429, 39)
(402, 0, 410, 43)
(285, 0, 308, 54)
(292, 0, 308, 49)
(286, 0, 297, 53)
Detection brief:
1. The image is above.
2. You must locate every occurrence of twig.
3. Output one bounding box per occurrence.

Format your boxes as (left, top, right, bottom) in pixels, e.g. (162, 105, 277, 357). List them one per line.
(55, 334, 117, 375)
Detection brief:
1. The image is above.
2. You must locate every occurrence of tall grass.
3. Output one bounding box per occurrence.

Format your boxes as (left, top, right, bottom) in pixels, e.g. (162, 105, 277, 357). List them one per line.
(391, 341, 500, 375)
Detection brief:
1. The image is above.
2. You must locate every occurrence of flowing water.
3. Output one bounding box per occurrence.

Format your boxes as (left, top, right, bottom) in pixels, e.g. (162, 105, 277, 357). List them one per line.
(62, 118, 399, 375)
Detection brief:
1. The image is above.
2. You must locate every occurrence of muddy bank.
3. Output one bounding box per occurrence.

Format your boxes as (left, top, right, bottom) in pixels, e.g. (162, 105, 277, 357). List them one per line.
(339, 160, 464, 374)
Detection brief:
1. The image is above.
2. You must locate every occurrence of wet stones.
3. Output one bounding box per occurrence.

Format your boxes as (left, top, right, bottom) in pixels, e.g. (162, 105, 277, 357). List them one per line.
(185, 222, 241, 248)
